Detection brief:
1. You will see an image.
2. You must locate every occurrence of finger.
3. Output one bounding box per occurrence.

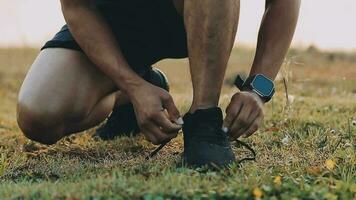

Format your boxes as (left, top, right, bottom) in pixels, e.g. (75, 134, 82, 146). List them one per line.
(247, 104, 261, 121)
(236, 111, 260, 138)
(223, 100, 243, 133)
(153, 112, 182, 134)
(242, 114, 264, 138)
(145, 122, 177, 145)
(230, 105, 253, 139)
(141, 120, 165, 144)
(141, 129, 157, 144)
(162, 95, 183, 125)
(241, 103, 264, 134)
(234, 96, 264, 138)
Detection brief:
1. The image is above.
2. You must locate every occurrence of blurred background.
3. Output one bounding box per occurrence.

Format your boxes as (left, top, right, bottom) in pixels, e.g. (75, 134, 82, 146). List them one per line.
(1, 0, 356, 51)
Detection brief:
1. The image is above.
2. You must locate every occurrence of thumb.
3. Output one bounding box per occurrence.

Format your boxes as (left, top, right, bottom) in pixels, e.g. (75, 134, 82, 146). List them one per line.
(162, 95, 183, 125)
(223, 103, 240, 133)
(223, 99, 243, 133)
(222, 112, 234, 133)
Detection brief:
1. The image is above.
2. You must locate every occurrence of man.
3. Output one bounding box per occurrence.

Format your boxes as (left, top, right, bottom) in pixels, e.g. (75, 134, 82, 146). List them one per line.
(17, 0, 300, 168)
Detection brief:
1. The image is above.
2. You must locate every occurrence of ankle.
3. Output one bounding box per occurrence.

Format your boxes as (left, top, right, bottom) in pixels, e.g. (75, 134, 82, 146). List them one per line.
(189, 103, 219, 114)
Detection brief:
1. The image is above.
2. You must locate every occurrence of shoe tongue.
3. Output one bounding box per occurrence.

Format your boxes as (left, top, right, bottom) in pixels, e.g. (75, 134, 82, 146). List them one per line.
(183, 107, 223, 128)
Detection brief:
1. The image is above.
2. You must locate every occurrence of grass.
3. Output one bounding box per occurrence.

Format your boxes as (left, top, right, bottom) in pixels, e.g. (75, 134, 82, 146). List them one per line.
(0, 47, 355, 200)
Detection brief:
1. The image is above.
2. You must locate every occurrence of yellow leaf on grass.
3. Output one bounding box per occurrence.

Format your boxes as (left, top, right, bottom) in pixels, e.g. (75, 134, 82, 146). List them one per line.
(306, 166, 322, 175)
(350, 184, 356, 193)
(324, 192, 338, 200)
(274, 176, 282, 186)
(253, 187, 263, 199)
(325, 159, 336, 170)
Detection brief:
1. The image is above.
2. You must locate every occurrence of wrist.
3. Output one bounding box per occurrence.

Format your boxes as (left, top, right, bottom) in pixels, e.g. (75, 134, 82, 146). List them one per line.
(115, 73, 147, 97)
(234, 74, 275, 103)
(244, 90, 266, 104)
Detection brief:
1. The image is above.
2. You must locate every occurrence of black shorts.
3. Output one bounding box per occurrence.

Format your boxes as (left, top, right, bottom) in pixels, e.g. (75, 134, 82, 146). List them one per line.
(42, 0, 188, 74)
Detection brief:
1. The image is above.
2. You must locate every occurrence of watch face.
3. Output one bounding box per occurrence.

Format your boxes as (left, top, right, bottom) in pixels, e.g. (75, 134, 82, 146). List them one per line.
(251, 75, 274, 96)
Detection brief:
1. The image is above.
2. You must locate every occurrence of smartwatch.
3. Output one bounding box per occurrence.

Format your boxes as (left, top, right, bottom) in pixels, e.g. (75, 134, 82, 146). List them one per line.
(234, 74, 275, 102)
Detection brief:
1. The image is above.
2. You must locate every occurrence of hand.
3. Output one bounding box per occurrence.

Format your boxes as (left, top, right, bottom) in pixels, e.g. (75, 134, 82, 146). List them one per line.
(223, 91, 265, 139)
(129, 82, 183, 145)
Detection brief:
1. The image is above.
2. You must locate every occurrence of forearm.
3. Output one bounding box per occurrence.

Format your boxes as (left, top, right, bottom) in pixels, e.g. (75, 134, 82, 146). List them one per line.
(60, 0, 144, 95)
(250, 0, 301, 79)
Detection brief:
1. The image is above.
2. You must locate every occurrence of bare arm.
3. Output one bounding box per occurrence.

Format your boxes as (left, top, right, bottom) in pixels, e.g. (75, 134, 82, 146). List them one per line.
(60, 0, 143, 94)
(250, 0, 301, 79)
(60, 0, 182, 144)
(224, 0, 301, 139)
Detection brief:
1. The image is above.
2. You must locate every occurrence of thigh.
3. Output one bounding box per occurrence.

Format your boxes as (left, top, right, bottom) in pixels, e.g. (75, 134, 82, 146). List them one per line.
(18, 48, 116, 122)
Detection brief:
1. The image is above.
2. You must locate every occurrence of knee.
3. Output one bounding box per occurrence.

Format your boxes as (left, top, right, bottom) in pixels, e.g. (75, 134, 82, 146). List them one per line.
(17, 99, 63, 145)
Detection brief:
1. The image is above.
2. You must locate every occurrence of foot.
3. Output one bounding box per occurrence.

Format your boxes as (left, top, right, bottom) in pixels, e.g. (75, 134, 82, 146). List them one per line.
(182, 107, 236, 168)
(94, 67, 170, 140)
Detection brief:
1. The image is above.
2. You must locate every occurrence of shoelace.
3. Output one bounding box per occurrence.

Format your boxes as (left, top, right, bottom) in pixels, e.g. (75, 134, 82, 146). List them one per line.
(146, 139, 256, 165)
(146, 76, 260, 164)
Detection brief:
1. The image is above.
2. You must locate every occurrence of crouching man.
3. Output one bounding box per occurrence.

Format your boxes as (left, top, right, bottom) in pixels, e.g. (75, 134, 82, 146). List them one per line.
(17, 0, 300, 168)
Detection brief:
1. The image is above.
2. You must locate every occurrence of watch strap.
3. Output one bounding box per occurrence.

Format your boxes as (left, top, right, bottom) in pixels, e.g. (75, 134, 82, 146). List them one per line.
(234, 74, 275, 103)
(234, 75, 245, 90)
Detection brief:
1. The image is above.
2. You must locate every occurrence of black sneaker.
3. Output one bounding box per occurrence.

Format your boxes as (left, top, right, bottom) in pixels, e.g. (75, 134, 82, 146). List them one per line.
(94, 67, 170, 140)
(182, 107, 236, 168)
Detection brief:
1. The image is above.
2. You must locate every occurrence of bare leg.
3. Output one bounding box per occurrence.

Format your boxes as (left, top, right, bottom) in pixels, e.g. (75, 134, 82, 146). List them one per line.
(17, 49, 117, 144)
(184, 0, 240, 113)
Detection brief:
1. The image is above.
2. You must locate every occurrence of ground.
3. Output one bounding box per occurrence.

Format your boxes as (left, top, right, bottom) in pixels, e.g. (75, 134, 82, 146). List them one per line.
(0, 47, 355, 200)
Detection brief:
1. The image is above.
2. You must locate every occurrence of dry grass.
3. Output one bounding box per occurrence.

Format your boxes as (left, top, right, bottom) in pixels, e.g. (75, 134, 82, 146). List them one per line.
(0, 47, 355, 199)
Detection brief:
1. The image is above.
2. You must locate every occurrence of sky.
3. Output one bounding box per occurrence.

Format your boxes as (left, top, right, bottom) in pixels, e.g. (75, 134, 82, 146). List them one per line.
(1, 0, 356, 51)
